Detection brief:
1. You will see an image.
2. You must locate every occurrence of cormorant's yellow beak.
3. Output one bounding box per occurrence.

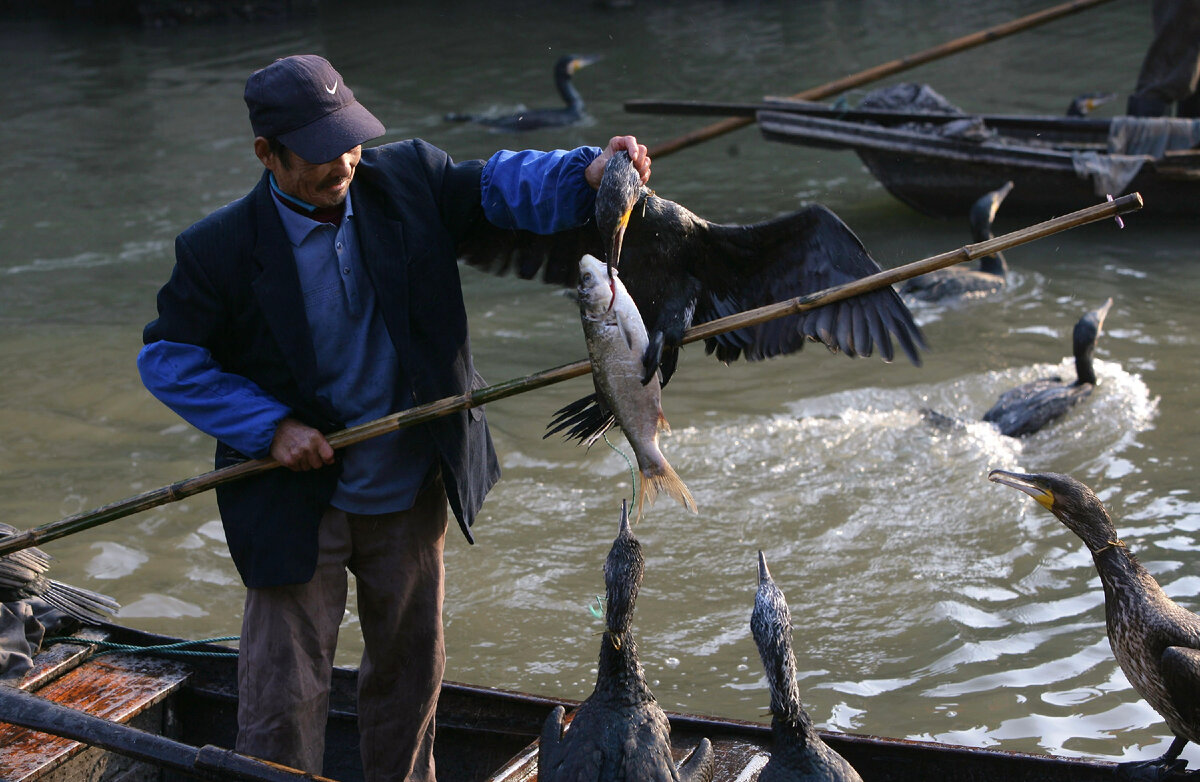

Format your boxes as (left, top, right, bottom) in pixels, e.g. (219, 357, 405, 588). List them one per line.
(570, 55, 601, 74)
(609, 207, 632, 270)
(988, 470, 1055, 510)
(605, 207, 633, 311)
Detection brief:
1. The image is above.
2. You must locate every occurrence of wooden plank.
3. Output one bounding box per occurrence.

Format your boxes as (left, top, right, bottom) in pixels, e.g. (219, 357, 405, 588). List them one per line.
(0, 652, 191, 781)
(14, 630, 108, 693)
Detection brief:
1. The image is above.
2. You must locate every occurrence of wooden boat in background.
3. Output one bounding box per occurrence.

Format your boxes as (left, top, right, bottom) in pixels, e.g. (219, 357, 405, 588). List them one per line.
(627, 97, 1200, 220)
(0, 623, 1122, 782)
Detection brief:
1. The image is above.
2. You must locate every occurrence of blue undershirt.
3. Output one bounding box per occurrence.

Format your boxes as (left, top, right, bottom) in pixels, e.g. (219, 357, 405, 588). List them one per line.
(138, 145, 600, 514)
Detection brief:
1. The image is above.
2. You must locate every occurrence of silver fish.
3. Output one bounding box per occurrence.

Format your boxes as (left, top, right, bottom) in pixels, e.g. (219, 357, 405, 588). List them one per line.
(573, 253, 696, 520)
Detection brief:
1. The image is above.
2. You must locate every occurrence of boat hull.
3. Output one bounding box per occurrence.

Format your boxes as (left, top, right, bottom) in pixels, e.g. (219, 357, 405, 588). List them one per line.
(0, 624, 1120, 782)
(759, 110, 1200, 220)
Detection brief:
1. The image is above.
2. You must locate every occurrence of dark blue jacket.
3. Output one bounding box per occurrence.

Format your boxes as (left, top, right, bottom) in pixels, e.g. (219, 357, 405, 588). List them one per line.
(144, 140, 501, 588)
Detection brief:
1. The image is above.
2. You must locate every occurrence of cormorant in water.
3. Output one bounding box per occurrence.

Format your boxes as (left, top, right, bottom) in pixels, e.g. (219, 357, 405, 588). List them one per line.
(461, 151, 925, 441)
(444, 54, 599, 132)
(1066, 91, 1117, 117)
(752, 551, 863, 782)
(539, 501, 714, 782)
(982, 298, 1113, 437)
(988, 470, 1200, 781)
(901, 181, 1013, 302)
(0, 523, 120, 625)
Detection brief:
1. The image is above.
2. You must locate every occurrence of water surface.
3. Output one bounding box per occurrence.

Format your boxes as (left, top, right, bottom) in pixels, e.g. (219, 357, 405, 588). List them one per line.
(2, 0, 1198, 767)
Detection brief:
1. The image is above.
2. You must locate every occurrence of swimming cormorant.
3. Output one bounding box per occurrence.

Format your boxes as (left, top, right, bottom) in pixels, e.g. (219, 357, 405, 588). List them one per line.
(0, 523, 120, 625)
(982, 297, 1113, 437)
(901, 181, 1013, 302)
(1066, 92, 1117, 117)
(444, 54, 599, 132)
(988, 470, 1200, 781)
(752, 551, 863, 782)
(538, 502, 714, 782)
(461, 150, 924, 405)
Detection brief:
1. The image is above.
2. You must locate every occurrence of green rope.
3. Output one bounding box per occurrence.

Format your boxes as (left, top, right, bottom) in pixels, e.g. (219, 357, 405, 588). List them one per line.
(47, 635, 240, 659)
(601, 432, 638, 506)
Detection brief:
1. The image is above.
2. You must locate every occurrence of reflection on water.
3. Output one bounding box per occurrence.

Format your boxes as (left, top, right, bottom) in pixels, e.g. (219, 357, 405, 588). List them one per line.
(2, 0, 1199, 768)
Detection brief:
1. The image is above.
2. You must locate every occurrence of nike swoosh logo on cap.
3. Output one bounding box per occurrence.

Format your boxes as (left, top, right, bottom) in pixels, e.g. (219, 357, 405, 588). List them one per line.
(325, 81, 338, 95)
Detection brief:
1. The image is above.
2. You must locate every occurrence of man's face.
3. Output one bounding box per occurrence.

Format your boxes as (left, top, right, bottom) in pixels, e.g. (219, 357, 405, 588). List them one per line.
(255, 138, 362, 209)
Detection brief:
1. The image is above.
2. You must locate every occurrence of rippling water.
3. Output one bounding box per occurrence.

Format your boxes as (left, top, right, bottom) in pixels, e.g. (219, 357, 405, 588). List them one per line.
(2, 0, 1199, 769)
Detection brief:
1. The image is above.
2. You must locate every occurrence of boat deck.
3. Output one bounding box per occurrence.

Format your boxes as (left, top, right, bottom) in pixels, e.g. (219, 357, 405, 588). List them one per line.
(0, 629, 1122, 782)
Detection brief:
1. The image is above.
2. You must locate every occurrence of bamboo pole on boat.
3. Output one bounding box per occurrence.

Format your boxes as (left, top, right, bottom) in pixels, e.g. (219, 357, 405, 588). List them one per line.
(0, 684, 335, 781)
(647, 0, 1119, 159)
(0, 192, 1142, 557)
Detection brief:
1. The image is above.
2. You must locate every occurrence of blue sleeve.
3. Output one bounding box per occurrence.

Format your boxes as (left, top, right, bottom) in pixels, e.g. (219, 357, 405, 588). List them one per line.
(480, 146, 602, 233)
(138, 340, 291, 459)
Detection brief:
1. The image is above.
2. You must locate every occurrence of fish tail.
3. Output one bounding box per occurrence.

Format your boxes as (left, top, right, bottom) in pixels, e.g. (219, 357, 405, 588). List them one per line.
(636, 461, 697, 520)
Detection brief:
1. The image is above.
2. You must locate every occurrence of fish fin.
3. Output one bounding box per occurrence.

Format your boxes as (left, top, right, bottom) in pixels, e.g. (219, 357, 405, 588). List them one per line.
(656, 409, 671, 434)
(618, 317, 639, 352)
(638, 462, 697, 519)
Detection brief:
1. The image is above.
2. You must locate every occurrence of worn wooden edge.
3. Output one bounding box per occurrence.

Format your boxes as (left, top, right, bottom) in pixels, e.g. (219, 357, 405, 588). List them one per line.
(0, 651, 193, 781)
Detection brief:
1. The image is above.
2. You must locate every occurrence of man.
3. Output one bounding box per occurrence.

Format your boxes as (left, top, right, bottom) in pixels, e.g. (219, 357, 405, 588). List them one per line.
(1127, 0, 1200, 117)
(138, 54, 650, 781)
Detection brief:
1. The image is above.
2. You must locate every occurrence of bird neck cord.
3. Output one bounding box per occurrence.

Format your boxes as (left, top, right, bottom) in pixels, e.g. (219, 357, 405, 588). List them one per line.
(602, 432, 638, 514)
(45, 635, 240, 659)
(1092, 538, 1127, 555)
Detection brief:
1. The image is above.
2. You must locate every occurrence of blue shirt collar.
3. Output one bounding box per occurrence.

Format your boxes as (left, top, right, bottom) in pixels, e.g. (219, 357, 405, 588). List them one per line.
(269, 173, 355, 247)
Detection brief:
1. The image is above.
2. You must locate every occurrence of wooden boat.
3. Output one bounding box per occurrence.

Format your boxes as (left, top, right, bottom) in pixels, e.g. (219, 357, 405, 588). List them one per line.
(0, 622, 1121, 782)
(627, 98, 1200, 220)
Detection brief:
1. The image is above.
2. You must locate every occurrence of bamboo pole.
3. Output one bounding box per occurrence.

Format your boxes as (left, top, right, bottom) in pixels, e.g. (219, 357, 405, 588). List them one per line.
(0, 192, 1142, 557)
(648, 0, 1119, 159)
(0, 684, 336, 782)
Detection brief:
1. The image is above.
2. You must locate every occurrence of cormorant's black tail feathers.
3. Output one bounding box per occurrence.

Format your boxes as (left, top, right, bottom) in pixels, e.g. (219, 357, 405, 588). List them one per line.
(544, 393, 616, 447)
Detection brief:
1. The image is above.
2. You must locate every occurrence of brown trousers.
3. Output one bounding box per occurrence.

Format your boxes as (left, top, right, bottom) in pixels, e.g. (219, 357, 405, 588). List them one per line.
(235, 475, 449, 782)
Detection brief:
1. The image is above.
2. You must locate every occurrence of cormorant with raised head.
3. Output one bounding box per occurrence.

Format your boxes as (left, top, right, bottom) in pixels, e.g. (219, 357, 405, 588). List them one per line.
(983, 297, 1113, 437)
(0, 523, 120, 625)
(539, 501, 714, 782)
(901, 181, 1013, 302)
(752, 551, 863, 782)
(988, 470, 1200, 781)
(444, 54, 599, 132)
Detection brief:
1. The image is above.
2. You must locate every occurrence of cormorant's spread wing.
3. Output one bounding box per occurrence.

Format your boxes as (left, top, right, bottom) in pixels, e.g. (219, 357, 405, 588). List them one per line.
(457, 221, 601, 287)
(697, 204, 925, 366)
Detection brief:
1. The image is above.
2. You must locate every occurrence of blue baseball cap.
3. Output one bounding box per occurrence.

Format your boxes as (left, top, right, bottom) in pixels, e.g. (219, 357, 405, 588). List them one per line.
(244, 55, 385, 164)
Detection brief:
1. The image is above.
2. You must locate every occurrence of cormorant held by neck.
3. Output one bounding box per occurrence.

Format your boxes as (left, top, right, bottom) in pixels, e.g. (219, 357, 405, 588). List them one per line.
(460, 151, 925, 442)
(0, 523, 120, 625)
(752, 551, 863, 782)
(989, 470, 1200, 781)
(982, 297, 1113, 437)
(444, 54, 599, 132)
(539, 501, 714, 781)
(901, 181, 1013, 302)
